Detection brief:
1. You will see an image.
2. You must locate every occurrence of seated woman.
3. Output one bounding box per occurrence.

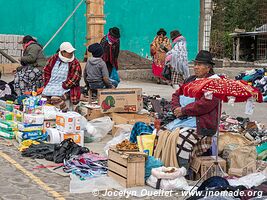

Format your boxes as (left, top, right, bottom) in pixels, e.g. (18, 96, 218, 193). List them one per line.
(42, 42, 82, 111)
(170, 50, 220, 170)
(84, 43, 114, 90)
(15, 35, 46, 95)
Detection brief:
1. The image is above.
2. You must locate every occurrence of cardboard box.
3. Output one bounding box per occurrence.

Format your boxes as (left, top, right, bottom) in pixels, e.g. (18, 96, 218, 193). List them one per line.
(60, 131, 84, 147)
(228, 161, 256, 177)
(108, 148, 146, 188)
(190, 156, 227, 180)
(56, 112, 81, 133)
(43, 120, 56, 132)
(111, 113, 151, 124)
(111, 113, 151, 136)
(98, 88, 143, 113)
(79, 104, 106, 121)
(87, 108, 105, 120)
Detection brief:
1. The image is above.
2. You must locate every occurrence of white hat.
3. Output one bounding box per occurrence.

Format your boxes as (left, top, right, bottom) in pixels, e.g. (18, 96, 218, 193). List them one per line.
(60, 42, 76, 53)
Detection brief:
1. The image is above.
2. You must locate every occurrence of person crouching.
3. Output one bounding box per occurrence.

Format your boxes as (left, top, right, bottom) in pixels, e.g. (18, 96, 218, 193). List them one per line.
(42, 42, 82, 111)
(84, 43, 114, 90)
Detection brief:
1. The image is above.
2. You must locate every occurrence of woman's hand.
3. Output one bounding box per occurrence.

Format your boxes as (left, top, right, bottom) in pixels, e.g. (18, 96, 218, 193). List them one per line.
(174, 107, 183, 117)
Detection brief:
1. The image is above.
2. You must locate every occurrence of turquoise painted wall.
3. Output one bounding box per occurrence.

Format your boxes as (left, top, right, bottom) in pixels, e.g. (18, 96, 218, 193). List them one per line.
(104, 0, 200, 60)
(0, 0, 199, 60)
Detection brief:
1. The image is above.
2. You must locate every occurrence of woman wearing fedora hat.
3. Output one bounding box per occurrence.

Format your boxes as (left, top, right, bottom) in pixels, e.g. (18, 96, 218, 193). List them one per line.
(165, 30, 189, 89)
(100, 27, 120, 76)
(170, 50, 220, 170)
(150, 28, 171, 84)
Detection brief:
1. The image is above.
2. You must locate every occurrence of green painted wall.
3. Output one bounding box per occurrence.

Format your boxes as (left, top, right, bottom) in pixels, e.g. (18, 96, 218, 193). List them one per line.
(0, 0, 199, 60)
(104, 0, 200, 60)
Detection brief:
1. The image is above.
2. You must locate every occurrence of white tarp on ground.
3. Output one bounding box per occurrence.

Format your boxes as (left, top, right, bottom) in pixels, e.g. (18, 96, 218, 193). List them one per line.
(70, 174, 195, 196)
(69, 174, 124, 193)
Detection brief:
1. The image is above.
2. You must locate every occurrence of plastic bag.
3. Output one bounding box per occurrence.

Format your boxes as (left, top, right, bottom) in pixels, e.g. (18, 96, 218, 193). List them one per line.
(80, 116, 88, 131)
(146, 167, 189, 190)
(110, 67, 120, 83)
(137, 134, 156, 156)
(161, 64, 171, 80)
(43, 105, 58, 120)
(86, 116, 113, 142)
(145, 156, 163, 180)
(103, 124, 132, 156)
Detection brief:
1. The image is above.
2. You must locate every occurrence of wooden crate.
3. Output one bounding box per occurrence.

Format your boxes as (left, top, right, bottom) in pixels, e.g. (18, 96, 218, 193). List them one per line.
(190, 156, 227, 180)
(108, 149, 146, 188)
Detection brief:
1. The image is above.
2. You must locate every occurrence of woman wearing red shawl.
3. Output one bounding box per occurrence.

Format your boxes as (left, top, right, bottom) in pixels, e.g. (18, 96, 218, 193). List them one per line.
(150, 28, 171, 84)
(100, 27, 120, 76)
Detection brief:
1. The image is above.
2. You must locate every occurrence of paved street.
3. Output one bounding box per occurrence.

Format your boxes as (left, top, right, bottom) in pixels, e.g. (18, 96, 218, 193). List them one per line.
(0, 77, 266, 199)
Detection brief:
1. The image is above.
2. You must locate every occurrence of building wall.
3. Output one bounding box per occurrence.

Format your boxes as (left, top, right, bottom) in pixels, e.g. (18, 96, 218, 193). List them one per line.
(0, 0, 199, 60)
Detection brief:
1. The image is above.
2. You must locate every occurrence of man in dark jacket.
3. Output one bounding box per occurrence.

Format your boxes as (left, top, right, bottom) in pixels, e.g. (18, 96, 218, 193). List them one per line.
(171, 50, 220, 169)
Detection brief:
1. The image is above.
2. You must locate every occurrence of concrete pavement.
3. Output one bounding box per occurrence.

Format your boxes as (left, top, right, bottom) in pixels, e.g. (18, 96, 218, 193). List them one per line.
(0, 75, 266, 199)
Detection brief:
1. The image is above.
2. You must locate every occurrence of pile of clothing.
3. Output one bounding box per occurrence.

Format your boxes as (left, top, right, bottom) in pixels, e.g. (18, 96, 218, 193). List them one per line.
(235, 68, 267, 102)
(63, 153, 108, 179)
(143, 95, 176, 126)
(22, 138, 89, 163)
(220, 113, 267, 142)
(188, 175, 267, 200)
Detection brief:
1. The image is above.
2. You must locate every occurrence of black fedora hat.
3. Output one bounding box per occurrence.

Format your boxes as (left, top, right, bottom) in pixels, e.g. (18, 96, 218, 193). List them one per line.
(157, 28, 167, 36)
(170, 30, 181, 41)
(193, 50, 215, 65)
(109, 27, 120, 39)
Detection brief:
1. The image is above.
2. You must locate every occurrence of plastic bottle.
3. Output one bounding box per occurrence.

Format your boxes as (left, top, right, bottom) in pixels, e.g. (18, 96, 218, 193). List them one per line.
(6, 101, 14, 112)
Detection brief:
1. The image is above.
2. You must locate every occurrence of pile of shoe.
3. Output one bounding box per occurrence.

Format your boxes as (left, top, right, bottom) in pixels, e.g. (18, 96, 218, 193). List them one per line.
(220, 112, 267, 142)
(235, 68, 267, 102)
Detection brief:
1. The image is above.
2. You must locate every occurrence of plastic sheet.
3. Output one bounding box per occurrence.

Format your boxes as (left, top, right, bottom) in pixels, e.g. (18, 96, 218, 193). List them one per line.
(103, 124, 132, 155)
(86, 116, 113, 142)
(69, 174, 124, 193)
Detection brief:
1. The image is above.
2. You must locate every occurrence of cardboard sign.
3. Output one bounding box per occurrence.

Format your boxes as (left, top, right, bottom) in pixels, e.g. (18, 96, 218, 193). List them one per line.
(98, 88, 143, 113)
(111, 113, 151, 136)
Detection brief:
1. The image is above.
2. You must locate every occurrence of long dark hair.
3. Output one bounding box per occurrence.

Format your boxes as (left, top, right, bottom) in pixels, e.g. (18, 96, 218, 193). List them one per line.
(209, 67, 215, 75)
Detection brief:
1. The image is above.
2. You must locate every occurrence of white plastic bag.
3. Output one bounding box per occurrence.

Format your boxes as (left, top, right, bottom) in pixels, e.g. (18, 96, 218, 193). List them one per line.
(103, 124, 132, 156)
(146, 166, 189, 190)
(86, 116, 113, 142)
(146, 169, 189, 190)
(43, 105, 58, 120)
(80, 116, 88, 131)
(228, 168, 267, 188)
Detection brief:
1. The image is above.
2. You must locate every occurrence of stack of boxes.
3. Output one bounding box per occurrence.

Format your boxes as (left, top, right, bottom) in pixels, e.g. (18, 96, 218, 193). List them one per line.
(56, 111, 84, 146)
(45, 111, 84, 146)
(0, 96, 48, 144)
(0, 119, 18, 139)
(16, 114, 45, 144)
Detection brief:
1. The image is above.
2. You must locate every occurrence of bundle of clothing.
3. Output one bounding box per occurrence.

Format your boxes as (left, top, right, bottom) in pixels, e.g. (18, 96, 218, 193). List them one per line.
(63, 152, 108, 179)
(22, 138, 89, 163)
(235, 68, 267, 102)
(220, 112, 267, 142)
(188, 175, 267, 200)
(143, 95, 176, 126)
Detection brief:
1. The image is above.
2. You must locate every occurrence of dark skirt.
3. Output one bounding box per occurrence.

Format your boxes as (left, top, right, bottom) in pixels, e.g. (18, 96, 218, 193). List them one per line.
(14, 65, 43, 95)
